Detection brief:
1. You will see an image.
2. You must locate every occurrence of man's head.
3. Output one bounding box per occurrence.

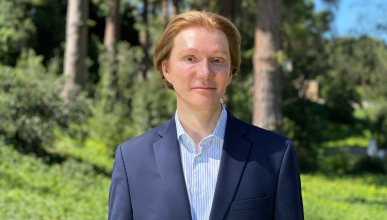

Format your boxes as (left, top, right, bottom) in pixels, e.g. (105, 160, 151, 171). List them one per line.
(153, 11, 241, 91)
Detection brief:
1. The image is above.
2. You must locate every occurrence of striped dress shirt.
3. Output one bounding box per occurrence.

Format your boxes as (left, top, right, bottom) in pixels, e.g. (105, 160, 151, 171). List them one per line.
(175, 104, 227, 220)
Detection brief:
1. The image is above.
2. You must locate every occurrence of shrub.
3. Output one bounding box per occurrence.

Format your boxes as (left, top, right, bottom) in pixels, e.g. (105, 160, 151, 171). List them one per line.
(131, 73, 177, 133)
(0, 49, 89, 160)
(49, 102, 141, 174)
(353, 156, 387, 174)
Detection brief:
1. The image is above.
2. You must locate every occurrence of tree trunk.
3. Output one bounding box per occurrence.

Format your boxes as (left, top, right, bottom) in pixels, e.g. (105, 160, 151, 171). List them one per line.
(62, 0, 89, 102)
(104, 0, 121, 92)
(253, 0, 283, 132)
(171, 0, 179, 18)
(194, 0, 209, 11)
(104, 0, 121, 53)
(218, 0, 237, 23)
(162, 0, 168, 29)
(218, 0, 238, 110)
(139, 0, 149, 79)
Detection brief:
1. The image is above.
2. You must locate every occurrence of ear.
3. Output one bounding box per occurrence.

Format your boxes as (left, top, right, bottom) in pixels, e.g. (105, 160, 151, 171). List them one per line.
(162, 60, 172, 84)
(227, 69, 233, 85)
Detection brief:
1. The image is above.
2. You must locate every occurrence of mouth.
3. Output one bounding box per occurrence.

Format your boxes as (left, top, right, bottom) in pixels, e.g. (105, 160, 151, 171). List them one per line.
(192, 87, 216, 91)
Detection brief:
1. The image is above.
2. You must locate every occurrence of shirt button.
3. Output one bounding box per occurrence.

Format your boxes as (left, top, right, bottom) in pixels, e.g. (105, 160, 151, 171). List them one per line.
(197, 156, 202, 161)
(197, 189, 202, 194)
(186, 139, 191, 144)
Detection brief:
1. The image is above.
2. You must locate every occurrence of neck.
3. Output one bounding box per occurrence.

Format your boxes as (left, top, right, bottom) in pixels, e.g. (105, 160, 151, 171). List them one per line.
(176, 101, 222, 152)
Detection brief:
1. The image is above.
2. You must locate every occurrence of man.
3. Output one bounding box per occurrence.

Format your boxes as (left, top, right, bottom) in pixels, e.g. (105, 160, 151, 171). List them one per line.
(108, 11, 303, 220)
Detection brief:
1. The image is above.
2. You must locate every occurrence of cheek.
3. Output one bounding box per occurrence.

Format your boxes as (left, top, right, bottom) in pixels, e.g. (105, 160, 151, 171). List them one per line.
(214, 67, 231, 84)
(173, 64, 195, 81)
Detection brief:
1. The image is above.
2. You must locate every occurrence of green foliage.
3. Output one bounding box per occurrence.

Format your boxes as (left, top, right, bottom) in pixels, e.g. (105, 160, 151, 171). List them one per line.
(0, 0, 36, 65)
(317, 151, 358, 174)
(0, 1, 386, 218)
(322, 37, 387, 102)
(353, 156, 387, 174)
(316, 146, 387, 174)
(320, 78, 360, 123)
(94, 42, 142, 109)
(30, 0, 67, 67)
(319, 37, 387, 148)
(50, 102, 141, 174)
(227, 74, 254, 123)
(0, 49, 89, 159)
(283, 101, 329, 171)
(322, 136, 370, 148)
(0, 140, 110, 219)
(48, 42, 144, 172)
(319, 114, 372, 148)
(302, 174, 387, 219)
(131, 73, 177, 132)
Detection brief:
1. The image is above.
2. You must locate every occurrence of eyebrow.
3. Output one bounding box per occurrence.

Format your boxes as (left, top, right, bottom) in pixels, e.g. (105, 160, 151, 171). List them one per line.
(178, 48, 229, 56)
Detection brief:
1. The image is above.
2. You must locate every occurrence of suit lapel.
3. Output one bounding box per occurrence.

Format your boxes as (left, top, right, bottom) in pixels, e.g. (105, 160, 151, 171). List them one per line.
(209, 110, 252, 220)
(153, 117, 192, 220)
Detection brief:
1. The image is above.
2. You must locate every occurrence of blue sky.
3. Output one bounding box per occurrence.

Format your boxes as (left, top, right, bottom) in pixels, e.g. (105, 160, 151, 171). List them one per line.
(314, 0, 387, 43)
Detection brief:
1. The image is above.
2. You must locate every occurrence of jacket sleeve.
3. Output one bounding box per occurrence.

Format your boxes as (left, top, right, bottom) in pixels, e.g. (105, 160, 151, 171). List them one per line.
(108, 145, 133, 220)
(274, 140, 304, 220)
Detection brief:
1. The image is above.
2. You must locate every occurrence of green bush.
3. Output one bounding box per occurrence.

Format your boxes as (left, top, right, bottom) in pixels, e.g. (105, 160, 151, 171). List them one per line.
(317, 147, 387, 174)
(49, 102, 141, 174)
(0, 140, 110, 219)
(0, 0, 36, 65)
(317, 148, 359, 174)
(0, 49, 89, 159)
(353, 156, 387, 174)
(131, 73, 177, 133)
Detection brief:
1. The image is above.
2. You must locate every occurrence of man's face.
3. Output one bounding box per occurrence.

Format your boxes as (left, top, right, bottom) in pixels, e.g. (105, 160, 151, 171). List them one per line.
(163, 28, 232, 111)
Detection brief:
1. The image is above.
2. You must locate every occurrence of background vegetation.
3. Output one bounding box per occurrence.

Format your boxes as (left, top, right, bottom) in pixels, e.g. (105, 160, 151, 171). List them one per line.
(0, 0, 386, 219)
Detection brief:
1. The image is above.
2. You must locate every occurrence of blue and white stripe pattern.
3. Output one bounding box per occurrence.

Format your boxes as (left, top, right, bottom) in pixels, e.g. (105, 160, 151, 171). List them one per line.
(175, 104, 227, 220)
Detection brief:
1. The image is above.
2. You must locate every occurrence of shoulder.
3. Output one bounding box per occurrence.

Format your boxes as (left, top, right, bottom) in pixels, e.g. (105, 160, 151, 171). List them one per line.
(244, 121, 290, 143)
(233, 118, 296, 173)
(119, 119, 169, 153)
(236, 118, 293, 153)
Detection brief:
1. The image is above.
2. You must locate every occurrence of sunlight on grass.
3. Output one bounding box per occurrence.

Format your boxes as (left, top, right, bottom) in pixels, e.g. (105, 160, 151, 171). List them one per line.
(302, 174, 387, 220)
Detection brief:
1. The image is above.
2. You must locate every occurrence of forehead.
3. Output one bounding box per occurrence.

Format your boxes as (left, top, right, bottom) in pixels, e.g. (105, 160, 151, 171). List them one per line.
(171, 28, 229, 55)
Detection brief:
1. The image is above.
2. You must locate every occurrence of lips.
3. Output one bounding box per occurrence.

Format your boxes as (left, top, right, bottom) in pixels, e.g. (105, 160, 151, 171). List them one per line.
(192, 87, 216, 93)
(193, 87, 216, 89)
(192, 85, 216, 89)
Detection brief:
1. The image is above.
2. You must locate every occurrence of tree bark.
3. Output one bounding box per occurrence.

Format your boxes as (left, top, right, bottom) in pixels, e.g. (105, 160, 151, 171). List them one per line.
(62, 0, 89, 102)
(170, 0, 179, 18)
(218, 0, 238, 110)
(253, 0, 283, 132)
(104, 0, 121, 53)
(139, 0, 149, 79)
(218, 0, 237, 23)
(162, 0, 168, 29)
(104, 0, 121, 92)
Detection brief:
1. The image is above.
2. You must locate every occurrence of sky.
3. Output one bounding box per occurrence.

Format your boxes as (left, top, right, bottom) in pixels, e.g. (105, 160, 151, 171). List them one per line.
(314, 0, 387, 43)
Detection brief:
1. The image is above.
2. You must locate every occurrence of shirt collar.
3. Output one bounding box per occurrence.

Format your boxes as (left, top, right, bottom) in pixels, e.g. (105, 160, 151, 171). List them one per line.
(175, 103, 228, 141)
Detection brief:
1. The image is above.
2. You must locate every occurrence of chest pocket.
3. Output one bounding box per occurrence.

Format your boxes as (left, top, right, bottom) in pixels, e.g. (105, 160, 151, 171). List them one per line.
(229, 196, 269, 212)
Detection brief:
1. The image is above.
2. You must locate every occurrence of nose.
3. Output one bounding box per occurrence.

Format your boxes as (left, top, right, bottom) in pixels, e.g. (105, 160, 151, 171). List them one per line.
(197, 58, 214, 81)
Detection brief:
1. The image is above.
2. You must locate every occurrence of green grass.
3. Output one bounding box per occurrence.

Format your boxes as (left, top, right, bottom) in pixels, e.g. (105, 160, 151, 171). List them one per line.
(0, 144, 111, 220)
(302, 174, 387, 220)
(1, 141, 387, 219)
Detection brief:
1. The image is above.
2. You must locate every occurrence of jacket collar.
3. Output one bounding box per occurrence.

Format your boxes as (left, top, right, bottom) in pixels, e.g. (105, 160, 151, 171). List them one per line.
(154, 109, 252, 220)
(209, 109, 252, 220)
(153, 115, 192, 219)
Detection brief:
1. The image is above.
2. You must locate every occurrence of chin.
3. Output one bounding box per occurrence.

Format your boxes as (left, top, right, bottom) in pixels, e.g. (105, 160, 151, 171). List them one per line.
(189, 98, 222, 111)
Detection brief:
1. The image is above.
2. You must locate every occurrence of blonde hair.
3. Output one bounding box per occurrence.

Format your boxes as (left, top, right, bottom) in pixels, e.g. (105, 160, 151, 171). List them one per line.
(153, 11, 241, 90)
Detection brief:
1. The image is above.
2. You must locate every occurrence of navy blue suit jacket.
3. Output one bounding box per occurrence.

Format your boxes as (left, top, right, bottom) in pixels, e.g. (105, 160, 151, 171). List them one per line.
(108, 109, 304, 220)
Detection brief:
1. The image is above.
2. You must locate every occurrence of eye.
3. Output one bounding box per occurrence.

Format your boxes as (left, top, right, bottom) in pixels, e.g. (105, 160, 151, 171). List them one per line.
(185, 57, 194, 62)
(213, 58, 224, 64)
